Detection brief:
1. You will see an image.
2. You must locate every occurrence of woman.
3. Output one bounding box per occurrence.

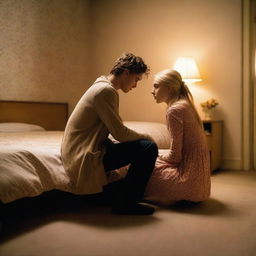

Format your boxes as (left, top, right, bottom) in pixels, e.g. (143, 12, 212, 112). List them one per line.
(145, 69, 211, 205)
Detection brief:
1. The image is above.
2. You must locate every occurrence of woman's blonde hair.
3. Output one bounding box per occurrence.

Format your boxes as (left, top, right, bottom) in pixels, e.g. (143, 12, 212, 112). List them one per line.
(154, 69, 202, 125)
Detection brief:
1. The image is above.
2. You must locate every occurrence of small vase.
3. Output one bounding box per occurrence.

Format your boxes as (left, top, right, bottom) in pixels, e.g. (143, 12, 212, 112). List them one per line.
(203, 109, 212, 120)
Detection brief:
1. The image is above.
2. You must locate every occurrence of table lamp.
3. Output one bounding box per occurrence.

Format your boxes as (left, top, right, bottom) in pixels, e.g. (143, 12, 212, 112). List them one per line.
(173, 57, 202, 84)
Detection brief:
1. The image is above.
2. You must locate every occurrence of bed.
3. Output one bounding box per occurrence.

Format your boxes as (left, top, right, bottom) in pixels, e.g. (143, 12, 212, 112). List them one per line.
(0, 101, 70, 203)
(0, 100, 170, 204)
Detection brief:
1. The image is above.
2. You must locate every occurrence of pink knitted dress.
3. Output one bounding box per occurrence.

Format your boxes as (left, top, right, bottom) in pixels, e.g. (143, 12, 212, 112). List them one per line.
(145, 99, 211, 205)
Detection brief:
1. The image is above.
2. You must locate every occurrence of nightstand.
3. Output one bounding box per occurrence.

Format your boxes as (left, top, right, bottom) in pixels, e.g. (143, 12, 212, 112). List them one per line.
(203, 120, 223, 171)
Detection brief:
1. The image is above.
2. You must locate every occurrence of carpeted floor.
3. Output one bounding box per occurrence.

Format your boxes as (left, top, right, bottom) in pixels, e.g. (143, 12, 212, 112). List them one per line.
(0, 169, 256, 256)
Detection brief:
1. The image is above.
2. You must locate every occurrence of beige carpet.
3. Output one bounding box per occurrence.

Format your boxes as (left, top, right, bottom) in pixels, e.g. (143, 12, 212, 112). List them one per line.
(0, 169, 256, 256)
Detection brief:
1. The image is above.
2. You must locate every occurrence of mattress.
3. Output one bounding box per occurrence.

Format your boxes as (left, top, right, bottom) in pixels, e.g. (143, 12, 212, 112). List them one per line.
(0, 131, 71, 203)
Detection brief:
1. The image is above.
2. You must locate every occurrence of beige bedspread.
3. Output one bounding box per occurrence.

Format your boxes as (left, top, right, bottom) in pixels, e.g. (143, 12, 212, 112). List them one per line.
(0, 131, 71, 203)
(0, 122, 171, 203)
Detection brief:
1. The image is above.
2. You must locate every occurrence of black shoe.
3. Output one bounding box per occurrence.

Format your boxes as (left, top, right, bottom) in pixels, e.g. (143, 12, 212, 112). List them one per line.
(112, 203, 155, 215)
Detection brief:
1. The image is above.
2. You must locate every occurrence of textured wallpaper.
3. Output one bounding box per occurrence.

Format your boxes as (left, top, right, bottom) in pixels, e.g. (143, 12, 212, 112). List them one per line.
(0, 0, 243, 169)
(0, 0, 90, 113)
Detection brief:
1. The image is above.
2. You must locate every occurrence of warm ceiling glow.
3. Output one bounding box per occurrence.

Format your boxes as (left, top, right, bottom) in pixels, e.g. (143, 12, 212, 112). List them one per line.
(173, 57, 202, 83)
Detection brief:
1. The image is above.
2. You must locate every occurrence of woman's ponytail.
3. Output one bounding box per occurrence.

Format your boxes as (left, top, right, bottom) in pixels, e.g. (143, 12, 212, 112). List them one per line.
(179, 81, 202, 126)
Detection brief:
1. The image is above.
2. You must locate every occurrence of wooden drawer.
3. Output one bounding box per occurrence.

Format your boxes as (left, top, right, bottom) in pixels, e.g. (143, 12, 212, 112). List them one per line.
(203, 121, 223, 171)
(205, 133, 212, 150)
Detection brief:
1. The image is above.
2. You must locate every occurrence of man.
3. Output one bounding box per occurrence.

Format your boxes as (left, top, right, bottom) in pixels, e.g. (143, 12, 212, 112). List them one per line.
(61, 53, 158, 215)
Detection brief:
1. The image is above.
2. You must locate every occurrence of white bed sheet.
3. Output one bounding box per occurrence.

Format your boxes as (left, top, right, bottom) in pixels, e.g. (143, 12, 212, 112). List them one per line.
(0, 131, 71, 203)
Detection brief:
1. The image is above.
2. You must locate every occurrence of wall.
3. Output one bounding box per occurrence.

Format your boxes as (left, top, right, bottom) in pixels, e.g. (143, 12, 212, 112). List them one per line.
(254, 0, 256, 170)
(0, 0, 242, 170)
(89, 0, 242, 169)
(0, 0, 90, 112)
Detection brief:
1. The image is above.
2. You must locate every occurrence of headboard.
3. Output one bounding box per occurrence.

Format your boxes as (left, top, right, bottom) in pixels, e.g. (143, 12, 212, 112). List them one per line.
(0, 100, 68, 130)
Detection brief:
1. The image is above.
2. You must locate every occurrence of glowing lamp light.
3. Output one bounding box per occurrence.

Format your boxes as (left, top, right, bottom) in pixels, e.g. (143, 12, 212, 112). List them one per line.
(173, 57, 202, 83)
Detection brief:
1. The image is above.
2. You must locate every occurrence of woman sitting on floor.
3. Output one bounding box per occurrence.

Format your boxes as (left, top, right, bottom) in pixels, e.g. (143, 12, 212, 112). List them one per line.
(145, 69, 211, 206)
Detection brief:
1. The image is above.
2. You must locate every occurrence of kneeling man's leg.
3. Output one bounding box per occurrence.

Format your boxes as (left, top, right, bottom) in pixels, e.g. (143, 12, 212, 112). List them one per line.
(103, 139, 158, 214)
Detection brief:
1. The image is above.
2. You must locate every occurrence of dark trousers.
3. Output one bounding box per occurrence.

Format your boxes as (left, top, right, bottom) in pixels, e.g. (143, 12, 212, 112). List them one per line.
(103, 139, 158, 206)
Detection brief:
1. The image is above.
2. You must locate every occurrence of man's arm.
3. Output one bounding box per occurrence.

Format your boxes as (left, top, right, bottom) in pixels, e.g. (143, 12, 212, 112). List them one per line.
(94, 86, 153, 142)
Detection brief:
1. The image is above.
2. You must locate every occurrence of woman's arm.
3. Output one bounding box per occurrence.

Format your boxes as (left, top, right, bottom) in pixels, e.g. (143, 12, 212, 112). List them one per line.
(159, 107, 183, 166)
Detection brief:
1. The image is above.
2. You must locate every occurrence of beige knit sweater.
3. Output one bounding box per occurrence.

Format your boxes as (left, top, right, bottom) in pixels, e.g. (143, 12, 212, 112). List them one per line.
(61, 76, 151, 194)
(146, 100, 211, 204)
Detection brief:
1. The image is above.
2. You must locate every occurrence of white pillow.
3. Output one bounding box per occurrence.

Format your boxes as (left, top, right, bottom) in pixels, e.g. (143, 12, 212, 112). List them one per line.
(123, 121, 170, 149)
(0, 122, 46, 132)
(108, 121, 170, 149)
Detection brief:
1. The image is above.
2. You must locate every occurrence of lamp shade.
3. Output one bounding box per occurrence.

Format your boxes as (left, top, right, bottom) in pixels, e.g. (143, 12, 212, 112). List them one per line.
(173, 57, 202, 83)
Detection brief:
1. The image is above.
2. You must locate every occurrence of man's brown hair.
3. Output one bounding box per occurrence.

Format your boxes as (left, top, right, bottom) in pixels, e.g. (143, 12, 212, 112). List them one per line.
(110, 53, 150, 76)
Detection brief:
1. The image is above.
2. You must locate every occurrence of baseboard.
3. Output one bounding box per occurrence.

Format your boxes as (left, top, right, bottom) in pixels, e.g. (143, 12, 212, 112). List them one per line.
(222, 158, 241, 170)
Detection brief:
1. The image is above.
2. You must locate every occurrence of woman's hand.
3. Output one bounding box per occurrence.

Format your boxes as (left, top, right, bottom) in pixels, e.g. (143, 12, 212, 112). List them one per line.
(158, 154, 179, 168)
(158, 153, 169, 162)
